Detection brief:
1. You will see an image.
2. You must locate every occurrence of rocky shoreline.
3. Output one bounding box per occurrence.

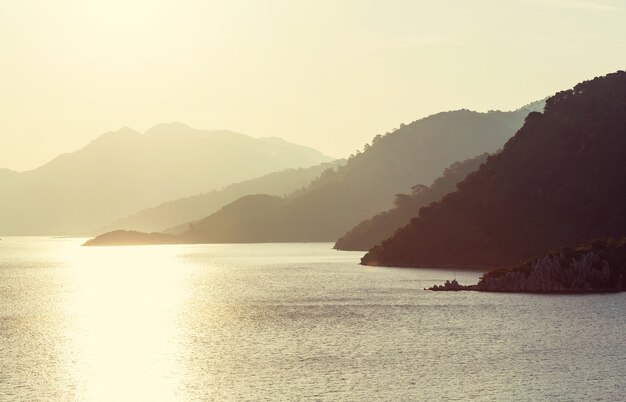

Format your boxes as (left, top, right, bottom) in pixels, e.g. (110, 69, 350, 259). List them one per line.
(428, 239, 626, 293)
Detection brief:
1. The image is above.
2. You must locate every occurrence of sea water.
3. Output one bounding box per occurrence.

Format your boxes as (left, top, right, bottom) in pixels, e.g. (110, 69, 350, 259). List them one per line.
(0, 237, 624, 401)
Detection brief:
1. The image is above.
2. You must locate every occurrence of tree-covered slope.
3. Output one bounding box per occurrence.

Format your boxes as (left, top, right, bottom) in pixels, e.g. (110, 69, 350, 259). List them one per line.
(95, 161, 343, 235)
(334, 153, 489, 251)
(174, 105, 540, 243)
(363, 71, 626, 268)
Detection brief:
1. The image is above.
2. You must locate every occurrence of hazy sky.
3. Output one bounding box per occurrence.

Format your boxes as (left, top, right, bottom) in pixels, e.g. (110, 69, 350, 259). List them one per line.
(1, 0, 625, 171)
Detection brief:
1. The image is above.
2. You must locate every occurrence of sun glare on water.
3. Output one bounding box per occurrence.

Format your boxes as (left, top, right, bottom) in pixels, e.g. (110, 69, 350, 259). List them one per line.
(58, 243, 193, 401)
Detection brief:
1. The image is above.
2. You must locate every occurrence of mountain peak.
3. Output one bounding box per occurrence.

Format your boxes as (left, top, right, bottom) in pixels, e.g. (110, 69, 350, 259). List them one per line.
(86, 126, 141, 147)
(144, 122, 193, 135)
(142, 123, 253, 142)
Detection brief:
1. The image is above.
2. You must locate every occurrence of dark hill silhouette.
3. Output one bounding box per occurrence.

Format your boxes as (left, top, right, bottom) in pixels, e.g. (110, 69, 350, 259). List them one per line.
(0, 123, 331, 235)
(334, 153, 489, 251)
(362, 71, 626, 269)
(86, 101, 544, 246)
(94, 160, 343, 235)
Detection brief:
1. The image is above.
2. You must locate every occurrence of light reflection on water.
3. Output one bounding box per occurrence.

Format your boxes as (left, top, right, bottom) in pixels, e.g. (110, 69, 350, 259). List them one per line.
(62, 244, 191, 401)
(1, 237, 625, 401)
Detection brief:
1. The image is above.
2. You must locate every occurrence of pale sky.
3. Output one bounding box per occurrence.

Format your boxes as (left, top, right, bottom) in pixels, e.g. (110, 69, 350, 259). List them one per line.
(1, 0, 625, 171)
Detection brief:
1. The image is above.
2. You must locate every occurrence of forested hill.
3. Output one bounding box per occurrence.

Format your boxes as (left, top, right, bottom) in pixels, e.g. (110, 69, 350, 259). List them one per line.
(334, 153, 489, 251)
(362, 71, 626, 269)
(86, 102, 543, 246)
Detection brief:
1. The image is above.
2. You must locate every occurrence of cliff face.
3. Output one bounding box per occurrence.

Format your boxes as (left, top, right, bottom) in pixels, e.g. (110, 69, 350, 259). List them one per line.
(477, 249, 623, 292)
(430, 239, 626, 293)
(363, 71, 626, 269)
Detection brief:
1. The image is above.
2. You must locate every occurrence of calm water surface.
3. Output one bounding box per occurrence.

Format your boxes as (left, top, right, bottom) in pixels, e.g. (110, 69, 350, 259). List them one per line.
(0, 237, 624, 401)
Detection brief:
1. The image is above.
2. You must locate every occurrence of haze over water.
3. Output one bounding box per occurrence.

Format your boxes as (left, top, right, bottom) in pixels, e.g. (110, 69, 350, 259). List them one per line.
(1, 237, 624, 401)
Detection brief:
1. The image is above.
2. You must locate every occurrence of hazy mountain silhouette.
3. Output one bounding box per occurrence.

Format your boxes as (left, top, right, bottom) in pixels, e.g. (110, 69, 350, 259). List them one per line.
(86, 101, 544, 246)
(175, 102, 544, 243)
(96, 160, 344, 235)
(0, 123, 331, 235)
(82, 230, 177, 246)
(362, 71, 626, 269)
(0, 168, 18, 178)
(334, 153, 489, 251)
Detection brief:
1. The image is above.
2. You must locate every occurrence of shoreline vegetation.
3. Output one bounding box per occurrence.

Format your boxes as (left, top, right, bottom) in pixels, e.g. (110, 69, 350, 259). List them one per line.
(429, 239, 626, 293)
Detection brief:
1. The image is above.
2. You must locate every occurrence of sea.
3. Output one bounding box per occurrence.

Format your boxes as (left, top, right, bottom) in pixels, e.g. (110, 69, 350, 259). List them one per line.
(1, 237, 624, 401)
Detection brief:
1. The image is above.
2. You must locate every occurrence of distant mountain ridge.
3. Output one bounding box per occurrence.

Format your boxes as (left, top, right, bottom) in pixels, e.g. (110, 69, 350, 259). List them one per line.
(96, 160, 344, 235)
(86, 101, 544, 246)
(0, 168, 18, 180)
(0, 123, 331, 235)
(362, 71, 626, 269)
(173, 103, 544, 244)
